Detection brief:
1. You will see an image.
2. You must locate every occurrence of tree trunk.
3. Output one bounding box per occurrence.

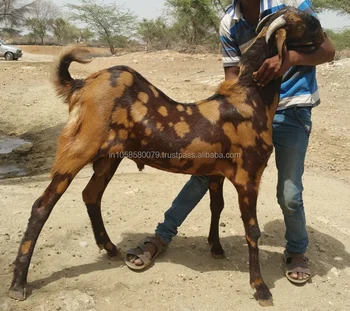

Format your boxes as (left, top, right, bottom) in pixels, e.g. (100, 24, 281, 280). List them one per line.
(109, 44, 115, 55)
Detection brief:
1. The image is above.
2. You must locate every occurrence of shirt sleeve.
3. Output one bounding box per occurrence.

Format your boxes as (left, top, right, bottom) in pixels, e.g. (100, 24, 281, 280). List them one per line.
(220, 12, 241, 68)
(290, 0, 317, 17)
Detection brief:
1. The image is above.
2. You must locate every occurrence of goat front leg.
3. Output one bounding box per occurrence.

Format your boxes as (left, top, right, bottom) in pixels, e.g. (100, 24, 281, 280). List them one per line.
(82, 157, 122, 258)
(208, 176, 225, 258)
(9, 173, 73, 300)
(234, 182, 273, 306)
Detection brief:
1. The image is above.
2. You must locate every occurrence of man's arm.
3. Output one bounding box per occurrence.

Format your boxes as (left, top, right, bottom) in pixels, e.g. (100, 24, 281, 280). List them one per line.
(254, 35, 335, 87)
(288, 35, 335, 66)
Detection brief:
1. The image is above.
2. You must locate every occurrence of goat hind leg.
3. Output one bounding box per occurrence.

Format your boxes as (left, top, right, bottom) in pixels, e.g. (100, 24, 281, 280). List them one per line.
(208, 176, 225, 258)
(9, 172, 76, 300)
(82, 157, 122, 258)
(9, 128, 100, 301)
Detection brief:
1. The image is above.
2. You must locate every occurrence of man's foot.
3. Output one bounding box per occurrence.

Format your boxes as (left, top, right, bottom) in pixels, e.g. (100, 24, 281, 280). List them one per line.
(284, 252, 311, 284)
(125, 236, 167, 271)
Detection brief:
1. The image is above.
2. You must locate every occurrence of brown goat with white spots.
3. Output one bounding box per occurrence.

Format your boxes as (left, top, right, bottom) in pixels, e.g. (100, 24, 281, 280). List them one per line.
(10, 8, 324, 306)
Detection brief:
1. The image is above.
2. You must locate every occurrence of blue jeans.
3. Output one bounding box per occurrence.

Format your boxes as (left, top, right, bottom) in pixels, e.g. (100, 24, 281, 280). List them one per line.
(155, 106, 312, 254)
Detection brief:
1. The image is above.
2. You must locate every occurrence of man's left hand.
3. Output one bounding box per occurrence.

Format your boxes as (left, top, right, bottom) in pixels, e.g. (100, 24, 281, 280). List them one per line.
(253, 54, 293, 87)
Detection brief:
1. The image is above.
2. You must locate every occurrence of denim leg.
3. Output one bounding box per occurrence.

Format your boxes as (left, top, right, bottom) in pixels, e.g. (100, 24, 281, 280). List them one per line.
(155, 175, 210, 244)
(272, 107, 312, 254)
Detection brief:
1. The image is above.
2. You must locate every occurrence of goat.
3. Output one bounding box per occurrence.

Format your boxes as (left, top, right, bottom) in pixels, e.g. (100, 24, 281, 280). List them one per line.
(9, 8, 324, 306)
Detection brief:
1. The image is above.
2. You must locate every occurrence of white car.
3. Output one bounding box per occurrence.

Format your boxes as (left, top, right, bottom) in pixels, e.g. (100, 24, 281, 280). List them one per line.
(0, 40, 23, 60)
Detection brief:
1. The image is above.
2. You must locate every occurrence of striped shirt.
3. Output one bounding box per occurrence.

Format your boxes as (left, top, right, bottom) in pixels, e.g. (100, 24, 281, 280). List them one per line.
(220, 0, 320, 110)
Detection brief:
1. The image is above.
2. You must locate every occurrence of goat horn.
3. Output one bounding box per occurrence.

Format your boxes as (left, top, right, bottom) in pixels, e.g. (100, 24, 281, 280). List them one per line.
(265, 16, 287, 43)
(256, 14, 272, 34)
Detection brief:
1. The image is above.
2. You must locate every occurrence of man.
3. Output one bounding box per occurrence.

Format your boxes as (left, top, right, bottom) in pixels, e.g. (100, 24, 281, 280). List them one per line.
(125, 0, 335, 284)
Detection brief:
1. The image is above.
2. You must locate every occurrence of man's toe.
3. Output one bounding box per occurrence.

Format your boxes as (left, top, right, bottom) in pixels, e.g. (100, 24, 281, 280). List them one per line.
(290, 272, 298, 279)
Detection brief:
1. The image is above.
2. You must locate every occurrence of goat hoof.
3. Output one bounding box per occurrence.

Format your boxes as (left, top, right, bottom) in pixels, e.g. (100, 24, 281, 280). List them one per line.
(107, 254, 120, 261)
(9, 286, 27, 301)
(254, 289, 273, 307)
(211, 251, 226, 259)
(210, 245, 225, 259)
(258, 297, 274, 307)
(107, 246, 119, 261)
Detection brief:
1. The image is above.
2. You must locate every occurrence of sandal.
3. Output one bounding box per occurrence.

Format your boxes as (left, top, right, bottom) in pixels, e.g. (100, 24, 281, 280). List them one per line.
(284, 252, 311, 284)
(125, 236, 167, 271)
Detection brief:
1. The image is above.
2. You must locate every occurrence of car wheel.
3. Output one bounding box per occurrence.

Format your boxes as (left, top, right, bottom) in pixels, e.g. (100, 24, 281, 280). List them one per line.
(14, 58, 18, 61)
(5, 52, 14, 61)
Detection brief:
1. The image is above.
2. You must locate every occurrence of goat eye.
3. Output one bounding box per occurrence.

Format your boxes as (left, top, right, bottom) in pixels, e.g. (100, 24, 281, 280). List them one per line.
(297, 26, 304, 32)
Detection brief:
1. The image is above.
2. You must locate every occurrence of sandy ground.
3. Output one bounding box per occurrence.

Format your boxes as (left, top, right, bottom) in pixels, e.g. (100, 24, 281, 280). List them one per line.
(0, 46, 350, 311)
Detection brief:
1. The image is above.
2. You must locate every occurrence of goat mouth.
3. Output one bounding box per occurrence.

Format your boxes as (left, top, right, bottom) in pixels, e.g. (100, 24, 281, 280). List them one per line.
(287, 42, 320, 53)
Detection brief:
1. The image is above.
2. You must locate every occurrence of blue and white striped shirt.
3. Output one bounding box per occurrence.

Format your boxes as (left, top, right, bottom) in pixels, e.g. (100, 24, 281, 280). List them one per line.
(220, 0, 320, 109)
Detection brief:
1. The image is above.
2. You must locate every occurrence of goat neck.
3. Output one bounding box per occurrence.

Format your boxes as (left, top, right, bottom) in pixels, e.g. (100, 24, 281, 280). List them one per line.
(238, 34, 283, 113)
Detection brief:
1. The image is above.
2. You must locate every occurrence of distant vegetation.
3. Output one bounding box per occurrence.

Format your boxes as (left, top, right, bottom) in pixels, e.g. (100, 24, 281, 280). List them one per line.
(327, 29, 350, 50)
(0, 0, 349, 54)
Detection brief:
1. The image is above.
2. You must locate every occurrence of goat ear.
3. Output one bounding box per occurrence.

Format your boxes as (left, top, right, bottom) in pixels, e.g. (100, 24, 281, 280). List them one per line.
(275, 28, 287, 70)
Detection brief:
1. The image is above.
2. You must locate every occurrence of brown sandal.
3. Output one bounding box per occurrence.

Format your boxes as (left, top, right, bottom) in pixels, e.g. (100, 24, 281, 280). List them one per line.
(285, 252, 311, 284)
(125, 236, 167, 271)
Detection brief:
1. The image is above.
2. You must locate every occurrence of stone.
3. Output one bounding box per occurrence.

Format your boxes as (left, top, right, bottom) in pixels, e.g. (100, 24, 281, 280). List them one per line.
(79, 241, 88, 248)
(12, 142, 33, 155)
(330, 267, 340, 277)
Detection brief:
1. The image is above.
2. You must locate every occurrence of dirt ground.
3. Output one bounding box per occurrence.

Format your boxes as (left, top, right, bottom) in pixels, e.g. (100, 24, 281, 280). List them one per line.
(0, 46, 350, 311)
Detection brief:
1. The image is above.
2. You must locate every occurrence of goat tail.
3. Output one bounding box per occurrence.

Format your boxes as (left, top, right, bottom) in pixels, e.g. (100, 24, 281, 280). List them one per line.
(52, 45, 91, 102)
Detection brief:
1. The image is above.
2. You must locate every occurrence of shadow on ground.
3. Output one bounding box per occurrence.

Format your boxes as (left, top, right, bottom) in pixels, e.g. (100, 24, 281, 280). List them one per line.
(11, 219, 349, 298)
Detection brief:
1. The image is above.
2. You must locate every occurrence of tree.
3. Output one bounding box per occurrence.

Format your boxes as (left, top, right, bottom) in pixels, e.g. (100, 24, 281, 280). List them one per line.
(67, 0, 136, 55)
(51, 18, 69, 44)
(52, 18, 95, 44)
(27, 0, 60, 45)
(165, 0, 220, 46)
(137, 18, 172, 50)
(79, 27, 94, 42)
(326, 28, 350, 50)
(0, 27, 21, 39)
(51, 18, 82, 44)
(313, 0, 350, 15)
(0, 0, 33, 28)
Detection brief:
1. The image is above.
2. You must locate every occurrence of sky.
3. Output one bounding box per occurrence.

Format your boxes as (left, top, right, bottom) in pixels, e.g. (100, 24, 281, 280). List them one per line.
(55, 0, 350, 30)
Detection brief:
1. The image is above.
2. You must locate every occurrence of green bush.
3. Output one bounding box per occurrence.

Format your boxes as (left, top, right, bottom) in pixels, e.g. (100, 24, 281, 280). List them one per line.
(326, 29, 350, 50)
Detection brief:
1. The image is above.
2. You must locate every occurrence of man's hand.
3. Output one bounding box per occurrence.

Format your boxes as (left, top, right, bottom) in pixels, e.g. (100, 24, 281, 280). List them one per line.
(253, 35, 335, 87)
(253, 54, 293, 87)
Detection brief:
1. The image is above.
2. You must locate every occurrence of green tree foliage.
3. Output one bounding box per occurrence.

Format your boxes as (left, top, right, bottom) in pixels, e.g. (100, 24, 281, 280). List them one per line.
(166, 0, 221, 46)
(52, 18, 82, 44)
(79, 27, 94, 42)
(137, 18, 172, 50)
(326, 28, 350, 50)
(25, 17, 41, 43)
(0, 0, 33, 28)
(313, 0, 350, 15)
(67, 0, 136, 54)
(51, 18, 69, 44)
(25, 0, 60, 45)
